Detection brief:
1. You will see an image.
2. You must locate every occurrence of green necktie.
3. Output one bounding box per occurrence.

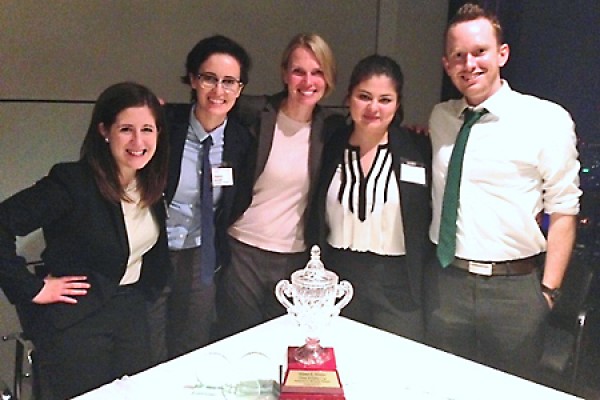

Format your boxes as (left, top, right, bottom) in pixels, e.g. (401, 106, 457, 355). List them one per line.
(436, 108, 487, 268)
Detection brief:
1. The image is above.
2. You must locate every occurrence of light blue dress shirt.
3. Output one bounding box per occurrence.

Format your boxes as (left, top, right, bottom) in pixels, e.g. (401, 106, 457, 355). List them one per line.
(166, 105, 225, 250)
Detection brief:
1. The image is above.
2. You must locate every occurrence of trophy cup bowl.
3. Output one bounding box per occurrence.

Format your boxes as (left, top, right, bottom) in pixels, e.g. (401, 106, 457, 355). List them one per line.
(275, 245, 353, 365)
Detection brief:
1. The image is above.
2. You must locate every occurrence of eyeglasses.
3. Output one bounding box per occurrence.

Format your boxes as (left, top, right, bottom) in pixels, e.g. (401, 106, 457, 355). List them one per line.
(196, 73, 243, 93)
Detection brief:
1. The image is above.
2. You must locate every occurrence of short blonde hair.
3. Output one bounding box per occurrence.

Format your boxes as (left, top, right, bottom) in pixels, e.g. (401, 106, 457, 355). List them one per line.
(280, 33, 337, 97)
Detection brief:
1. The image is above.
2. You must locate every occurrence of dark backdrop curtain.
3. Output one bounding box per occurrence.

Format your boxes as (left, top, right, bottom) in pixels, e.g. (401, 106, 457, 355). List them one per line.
(440, 1, 599, 149)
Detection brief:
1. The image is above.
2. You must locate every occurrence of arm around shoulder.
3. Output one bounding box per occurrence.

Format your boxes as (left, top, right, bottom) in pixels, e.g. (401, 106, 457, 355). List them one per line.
(230, 94, 269, 129)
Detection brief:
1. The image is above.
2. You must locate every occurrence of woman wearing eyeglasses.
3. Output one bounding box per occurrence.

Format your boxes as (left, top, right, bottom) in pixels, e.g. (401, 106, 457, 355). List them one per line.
(146, 35, 254, 363)
(215, 33, 345, 338)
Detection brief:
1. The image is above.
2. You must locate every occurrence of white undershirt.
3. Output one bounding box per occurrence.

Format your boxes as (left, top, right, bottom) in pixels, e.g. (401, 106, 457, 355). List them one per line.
(229, 110, 311, 253)
(119, 184, 159, 285)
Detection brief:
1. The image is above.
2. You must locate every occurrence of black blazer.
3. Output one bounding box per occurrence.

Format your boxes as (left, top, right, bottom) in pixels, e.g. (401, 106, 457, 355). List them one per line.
(309, 122, 433, 304)
(163, 103, 255, 267)
(230, 92, 346, 246)
(0, 162, 170, 334)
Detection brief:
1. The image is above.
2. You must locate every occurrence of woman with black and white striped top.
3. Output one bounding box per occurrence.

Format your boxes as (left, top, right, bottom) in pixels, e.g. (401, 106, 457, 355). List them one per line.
(310, 55, 432, 341)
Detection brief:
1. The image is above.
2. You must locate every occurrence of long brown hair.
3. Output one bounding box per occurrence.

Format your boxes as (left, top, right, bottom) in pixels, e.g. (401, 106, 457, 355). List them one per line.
(80, 82, 169, 207)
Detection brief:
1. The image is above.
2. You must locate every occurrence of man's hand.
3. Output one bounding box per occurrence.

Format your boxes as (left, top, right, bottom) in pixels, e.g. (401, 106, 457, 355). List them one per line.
(542, 292, 555, 309)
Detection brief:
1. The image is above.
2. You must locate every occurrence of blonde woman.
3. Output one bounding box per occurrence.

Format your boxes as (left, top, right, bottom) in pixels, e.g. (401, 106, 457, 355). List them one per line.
(217, 33, 344, 337)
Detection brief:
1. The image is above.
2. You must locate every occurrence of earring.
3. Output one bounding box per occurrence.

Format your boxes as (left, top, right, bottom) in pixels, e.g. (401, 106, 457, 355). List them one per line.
(104, 137, 109, 143)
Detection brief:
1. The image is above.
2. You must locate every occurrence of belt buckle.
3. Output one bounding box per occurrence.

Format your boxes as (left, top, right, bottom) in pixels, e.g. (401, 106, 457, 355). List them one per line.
(468, 261, 493, 276)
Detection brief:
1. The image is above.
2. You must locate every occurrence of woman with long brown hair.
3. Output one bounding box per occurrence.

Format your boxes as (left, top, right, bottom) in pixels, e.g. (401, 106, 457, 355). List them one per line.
(0, 82, 171, 399)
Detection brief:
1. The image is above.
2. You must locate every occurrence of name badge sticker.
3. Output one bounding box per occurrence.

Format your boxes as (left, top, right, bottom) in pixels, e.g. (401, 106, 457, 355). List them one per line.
(212, 167, 233, 187)
(400, 162, 426, 185)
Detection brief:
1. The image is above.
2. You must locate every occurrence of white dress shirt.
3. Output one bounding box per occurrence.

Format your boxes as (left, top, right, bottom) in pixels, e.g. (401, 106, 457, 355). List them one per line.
(429, 81, 581, 261)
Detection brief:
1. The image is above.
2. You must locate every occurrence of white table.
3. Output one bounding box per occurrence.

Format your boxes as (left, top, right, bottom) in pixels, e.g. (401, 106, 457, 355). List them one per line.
(74, 316, 581, 399)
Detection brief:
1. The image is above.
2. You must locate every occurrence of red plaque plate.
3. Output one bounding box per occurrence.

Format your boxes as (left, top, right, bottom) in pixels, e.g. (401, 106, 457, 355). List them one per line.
(280, 347, 345, 400)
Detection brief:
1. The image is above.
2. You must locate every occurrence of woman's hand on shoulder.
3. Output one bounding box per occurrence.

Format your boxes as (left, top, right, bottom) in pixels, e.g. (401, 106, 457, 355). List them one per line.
(32, 275, 90, 305)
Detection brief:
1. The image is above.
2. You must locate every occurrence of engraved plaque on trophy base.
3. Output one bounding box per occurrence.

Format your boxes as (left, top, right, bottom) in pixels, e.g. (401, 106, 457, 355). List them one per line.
(280, 347, 345, 400)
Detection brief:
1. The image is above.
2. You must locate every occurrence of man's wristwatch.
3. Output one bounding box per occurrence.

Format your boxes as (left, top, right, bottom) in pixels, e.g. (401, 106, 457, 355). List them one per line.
(541, 283, 562, 303)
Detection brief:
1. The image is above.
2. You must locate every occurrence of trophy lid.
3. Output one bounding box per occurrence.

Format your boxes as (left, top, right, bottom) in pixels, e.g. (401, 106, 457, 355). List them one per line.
(292, 245, 338, 287)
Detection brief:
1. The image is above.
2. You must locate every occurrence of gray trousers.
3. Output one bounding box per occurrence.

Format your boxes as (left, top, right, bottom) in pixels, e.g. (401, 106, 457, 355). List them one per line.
(147, 246, 216, 364)
(424, 258, 549, 379)
(215, 236, 308, 339)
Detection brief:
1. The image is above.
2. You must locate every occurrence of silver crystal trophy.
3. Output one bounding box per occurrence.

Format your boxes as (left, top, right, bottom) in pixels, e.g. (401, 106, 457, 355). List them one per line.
(275, 245, 353, 365)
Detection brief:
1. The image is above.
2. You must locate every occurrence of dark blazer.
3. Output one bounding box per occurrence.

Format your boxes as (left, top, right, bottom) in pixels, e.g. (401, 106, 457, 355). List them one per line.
(310, 122, 433, 304)
(230, 92, 346, 246)
(163, 103, 255, 267)
(0, 162, 170, 335)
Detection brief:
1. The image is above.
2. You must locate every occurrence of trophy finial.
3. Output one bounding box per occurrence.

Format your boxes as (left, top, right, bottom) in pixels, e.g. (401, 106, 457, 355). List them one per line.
(304, 245, 325, 278)
(310, 245, 320, 259)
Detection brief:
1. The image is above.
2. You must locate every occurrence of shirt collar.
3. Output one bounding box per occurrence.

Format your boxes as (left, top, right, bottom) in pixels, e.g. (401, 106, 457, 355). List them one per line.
(477, 80, 512, 118)
(453, 80, 512, 121)
(188, 104, 227, 144)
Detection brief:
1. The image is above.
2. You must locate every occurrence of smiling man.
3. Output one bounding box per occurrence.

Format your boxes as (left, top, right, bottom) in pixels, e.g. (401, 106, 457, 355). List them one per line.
(425, 3, 582, 379)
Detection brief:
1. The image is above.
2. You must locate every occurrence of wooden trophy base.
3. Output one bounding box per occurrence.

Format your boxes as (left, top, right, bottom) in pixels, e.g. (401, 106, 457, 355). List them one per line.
(280, 347, 345, 400)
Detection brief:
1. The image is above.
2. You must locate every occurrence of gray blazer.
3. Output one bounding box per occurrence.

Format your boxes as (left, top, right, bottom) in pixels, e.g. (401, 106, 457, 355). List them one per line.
(230, 92, 346, 246)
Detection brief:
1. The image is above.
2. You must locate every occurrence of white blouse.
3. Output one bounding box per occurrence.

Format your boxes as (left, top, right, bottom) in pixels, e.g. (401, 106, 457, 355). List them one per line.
(119, 183, 159, 285)
(326, 144, 406, 256)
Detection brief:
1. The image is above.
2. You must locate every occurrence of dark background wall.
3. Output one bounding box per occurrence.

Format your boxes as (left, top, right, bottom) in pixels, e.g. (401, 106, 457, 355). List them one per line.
(505, 1, 599, 145)
(443, 0, 600, 144)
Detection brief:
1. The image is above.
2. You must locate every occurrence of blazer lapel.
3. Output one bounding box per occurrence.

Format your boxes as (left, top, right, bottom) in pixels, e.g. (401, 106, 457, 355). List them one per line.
(308, 112, 325, 189)
(222, 119, 242, 165)
(254, 106, 277, 182)
(388, 126, 428, 236)
(166, 104, 192, 203)
(106, 200, 129, 256)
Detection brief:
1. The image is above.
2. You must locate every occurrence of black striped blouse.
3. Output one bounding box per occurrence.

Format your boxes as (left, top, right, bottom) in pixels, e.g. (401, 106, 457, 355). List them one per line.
(325, 143, 406, 256)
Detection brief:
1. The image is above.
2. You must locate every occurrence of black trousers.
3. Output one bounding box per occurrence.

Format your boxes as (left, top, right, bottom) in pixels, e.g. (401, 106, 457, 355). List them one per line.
(325, 247, 424, 342)
(34, 286, 151, 400)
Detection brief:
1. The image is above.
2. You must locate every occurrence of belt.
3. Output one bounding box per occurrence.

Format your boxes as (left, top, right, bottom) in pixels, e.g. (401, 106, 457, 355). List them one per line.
(451, 257, 538, 276)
